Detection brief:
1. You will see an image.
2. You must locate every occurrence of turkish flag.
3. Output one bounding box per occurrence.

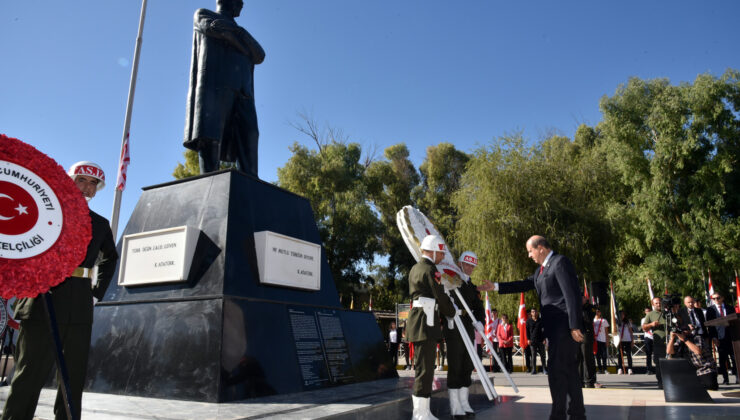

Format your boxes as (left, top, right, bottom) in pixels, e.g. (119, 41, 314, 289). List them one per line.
(0, 180, 39, 235)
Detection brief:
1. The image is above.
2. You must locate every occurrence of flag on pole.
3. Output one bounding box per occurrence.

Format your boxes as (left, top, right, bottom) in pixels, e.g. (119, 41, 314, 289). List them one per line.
(735, 270, 740, 313)
(350, 294, 354, 310)
(583, 277, 589, 300)
(609, 280, 619, 338)
(368, 293, 373, 311)
(517, 292, 528, 349)
(646, 277, 655, 301)
(708, 269, 715, 296)
(484, 292, 495, 353)
(115, 132, 130, 191)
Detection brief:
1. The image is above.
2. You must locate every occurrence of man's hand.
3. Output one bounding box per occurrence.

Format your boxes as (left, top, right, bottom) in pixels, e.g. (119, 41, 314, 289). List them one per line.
(571, 329, 584, 343)
(477, 280, 496, 292)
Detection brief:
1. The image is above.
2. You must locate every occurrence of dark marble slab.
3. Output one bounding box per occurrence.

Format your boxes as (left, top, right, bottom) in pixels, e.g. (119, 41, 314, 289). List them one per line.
(86, 170, 396, 402)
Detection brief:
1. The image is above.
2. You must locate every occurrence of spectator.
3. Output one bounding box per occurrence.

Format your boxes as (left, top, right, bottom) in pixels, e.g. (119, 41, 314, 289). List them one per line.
(593, 309, 610, 374)
(678, 296, 708, 344)
(496, 314, 514, 372)
(475, 329, 484, 361)
(489, 308, 502, 372)
(527, 308, 547, 374)
(401, 324, 412, 370)
(436, 337, 446, 371)
(640, 307, 655, 374)
(667, 330, 718, 390)
(706, 293, 738, 385)
(579, 295, 600, 387)
(617, 311, 634, 374)
(388, 321, 399, 368)
(643, 296, 668, 389)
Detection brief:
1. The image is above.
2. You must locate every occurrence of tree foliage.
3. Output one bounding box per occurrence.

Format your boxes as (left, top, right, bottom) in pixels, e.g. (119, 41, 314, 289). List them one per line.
(276, 126, 382, 301)
(365, 144, 420, 293)
(453, 133, 620, 317)
(596, 70, 740, 306)
(413, 143, 470, 251)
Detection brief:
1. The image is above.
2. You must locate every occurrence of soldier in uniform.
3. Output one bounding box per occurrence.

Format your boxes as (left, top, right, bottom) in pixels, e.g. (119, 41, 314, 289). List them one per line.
(2, 162, 118, 420)
(407, 235, 456, 420)
(443, 251, 484, 419)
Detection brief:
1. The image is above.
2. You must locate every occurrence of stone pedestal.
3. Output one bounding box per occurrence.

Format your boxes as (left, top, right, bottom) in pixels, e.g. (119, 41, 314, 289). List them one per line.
(85, 170, 395, 402)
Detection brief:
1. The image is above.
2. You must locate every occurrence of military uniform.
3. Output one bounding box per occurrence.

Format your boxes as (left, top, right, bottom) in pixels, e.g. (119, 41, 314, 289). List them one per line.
(443, 278, 483, 389)
(2, 210, 118, 420)
(407, 257, 455, 397)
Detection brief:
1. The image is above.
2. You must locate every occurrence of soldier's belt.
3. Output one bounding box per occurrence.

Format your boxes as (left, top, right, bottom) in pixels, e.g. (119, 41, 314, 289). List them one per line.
(71, 267, 93, 279)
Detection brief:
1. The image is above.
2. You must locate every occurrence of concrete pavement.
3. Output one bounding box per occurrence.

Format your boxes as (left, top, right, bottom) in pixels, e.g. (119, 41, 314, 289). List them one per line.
(3, 366, 740, 419)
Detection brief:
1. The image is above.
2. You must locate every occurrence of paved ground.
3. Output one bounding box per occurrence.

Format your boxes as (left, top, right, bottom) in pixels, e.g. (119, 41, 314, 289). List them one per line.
(3, 365, 740, 420)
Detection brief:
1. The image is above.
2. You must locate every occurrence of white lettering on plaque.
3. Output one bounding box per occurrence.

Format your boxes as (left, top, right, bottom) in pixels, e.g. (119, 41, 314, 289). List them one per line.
(254, 231, 321, 291)
(118, 226, 200, 286)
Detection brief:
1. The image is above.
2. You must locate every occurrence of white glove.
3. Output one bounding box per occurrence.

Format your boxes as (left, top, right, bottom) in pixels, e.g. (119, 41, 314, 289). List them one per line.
(447, 317, 455, 329)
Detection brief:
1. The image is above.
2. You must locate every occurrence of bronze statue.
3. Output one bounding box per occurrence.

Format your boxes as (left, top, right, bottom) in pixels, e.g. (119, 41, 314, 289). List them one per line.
(184, 0, 265, 177)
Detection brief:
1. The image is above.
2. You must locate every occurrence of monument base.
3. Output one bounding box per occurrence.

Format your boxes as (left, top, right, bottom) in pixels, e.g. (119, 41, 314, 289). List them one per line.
(86, 170, 396, 402)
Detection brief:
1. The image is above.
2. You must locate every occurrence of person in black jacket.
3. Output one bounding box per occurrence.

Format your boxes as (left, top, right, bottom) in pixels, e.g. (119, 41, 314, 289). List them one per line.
(579, 296, 599, 387)
(526, 308, 547, 374)
(706, 293, 738, 385)
(2, 161, 118, 420)
(480, 235, 585, 420)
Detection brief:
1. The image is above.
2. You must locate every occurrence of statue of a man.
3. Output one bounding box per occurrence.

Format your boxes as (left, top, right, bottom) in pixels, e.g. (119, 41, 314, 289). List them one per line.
(184, 0, 265, 177)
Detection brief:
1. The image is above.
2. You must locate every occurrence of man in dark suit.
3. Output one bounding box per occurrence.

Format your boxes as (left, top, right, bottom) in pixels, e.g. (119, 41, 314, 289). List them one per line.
(706, 293, 738, 385)
(677, 296, 708, 342)
(480, 235, 585, 420)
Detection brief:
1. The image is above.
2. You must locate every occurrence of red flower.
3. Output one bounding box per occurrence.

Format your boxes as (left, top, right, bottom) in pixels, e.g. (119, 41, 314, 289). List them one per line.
(0, 134, 92, 298)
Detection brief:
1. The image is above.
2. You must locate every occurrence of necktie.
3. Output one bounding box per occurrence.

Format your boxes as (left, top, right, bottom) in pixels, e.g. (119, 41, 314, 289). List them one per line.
(539, 265, 544, 274)
(721, 306, 725, 317)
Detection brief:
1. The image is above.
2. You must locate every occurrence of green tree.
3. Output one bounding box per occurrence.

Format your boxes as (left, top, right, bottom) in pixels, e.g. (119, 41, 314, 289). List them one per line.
(413, 143, 470, 251)
(173, 149, 236, 179)
(453, 133, 619, 316)
(366, 143, 420, 295)
(597, 70, 740, 304)
(277, 127, 382, 303)
(173, 149, 201, 179)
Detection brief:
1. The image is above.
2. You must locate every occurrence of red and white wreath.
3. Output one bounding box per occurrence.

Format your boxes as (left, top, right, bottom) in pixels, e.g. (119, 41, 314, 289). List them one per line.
(0, 134, 91, 298)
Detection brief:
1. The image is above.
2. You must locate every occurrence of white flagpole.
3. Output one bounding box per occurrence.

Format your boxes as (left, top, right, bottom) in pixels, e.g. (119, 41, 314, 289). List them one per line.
(110, 0, 148, 239)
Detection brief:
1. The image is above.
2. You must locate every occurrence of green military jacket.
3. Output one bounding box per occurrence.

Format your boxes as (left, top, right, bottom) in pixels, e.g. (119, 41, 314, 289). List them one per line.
(406, 257, 455, 342)
(14, 210, 118, 324)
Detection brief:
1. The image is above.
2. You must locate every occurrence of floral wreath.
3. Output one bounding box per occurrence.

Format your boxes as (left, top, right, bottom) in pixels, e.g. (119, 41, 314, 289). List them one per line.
(0, 134, 91, 298)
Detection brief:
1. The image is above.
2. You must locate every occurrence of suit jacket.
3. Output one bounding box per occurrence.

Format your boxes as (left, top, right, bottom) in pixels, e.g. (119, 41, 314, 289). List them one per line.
(705, 303, 735, 340)
(499, 252, 583, 338)
(496, 323, 513, 348)
(677, 307, 708, 338)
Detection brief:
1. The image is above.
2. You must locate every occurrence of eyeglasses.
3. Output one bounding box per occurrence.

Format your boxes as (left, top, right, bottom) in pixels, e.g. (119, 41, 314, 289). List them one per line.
(712, 297, 722, 300)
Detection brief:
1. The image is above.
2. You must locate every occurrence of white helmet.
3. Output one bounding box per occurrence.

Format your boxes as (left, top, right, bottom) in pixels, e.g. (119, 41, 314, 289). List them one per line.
(68, 161, 106, 191)
(420, 235, 446, 252)
(459, 251, 478, 266)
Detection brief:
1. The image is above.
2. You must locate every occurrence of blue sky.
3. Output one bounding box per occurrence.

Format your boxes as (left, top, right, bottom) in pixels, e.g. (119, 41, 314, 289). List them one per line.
(2, 1, 739, 240)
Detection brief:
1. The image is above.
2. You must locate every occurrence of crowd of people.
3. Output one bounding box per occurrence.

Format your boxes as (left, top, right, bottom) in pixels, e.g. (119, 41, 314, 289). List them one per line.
(393, 237, 738, 419)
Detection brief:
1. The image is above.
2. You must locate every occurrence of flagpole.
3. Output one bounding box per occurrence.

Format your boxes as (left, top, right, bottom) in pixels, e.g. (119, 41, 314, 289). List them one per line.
(110, 0, 148, 239)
